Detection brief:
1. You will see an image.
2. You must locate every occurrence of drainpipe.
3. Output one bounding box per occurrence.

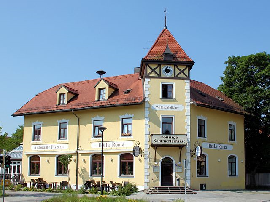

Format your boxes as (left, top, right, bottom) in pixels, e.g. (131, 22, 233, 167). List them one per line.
(72, 110, 80, 190)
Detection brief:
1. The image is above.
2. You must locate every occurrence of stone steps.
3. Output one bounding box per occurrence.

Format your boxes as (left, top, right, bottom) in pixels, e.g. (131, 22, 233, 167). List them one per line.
(147, 186, 197, 194)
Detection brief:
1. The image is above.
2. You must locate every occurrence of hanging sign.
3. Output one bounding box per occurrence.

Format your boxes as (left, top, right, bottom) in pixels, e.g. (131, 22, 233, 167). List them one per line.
(151, 134, 187, 146)
(151, 104, 184, 111)
(133, 146, 141, 157)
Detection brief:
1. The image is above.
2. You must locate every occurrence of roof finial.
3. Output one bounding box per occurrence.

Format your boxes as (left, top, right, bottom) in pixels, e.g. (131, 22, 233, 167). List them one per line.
(164, 8, 167, 29)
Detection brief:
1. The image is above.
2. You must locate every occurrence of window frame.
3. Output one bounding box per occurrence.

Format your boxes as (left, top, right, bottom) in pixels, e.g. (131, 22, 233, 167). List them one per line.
(197, 116, 207, 139)
(98, 88, 106, 101)
(56, 155, 68, 176)
(119, 153, 134, 177)
(32, 122, 42, 142)
(228, 155, 238, 177)
(228, 122, 236, 142)
(160, 115, 174, 134)
(57, 120, 69, 141)
(121, 117, 132, 136)
(92, 116, 104, 139)
(90, 154, 104, 177)
(29, 155, 40, 176)
(196, 153, 208, 177)
(59, 93, 66, 105)
(160, 82, 175, 99)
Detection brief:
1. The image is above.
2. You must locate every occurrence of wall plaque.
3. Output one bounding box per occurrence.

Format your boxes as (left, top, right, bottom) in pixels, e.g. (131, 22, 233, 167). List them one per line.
(31, 144, 68, 151)
(151, 134, 187, 146)
(151, 104, 184, 111)
(91, 141, 133, 149)
(202, 142, 233, 150)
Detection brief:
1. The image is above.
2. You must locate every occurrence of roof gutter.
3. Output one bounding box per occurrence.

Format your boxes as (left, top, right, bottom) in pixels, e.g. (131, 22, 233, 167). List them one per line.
(12, 100, 145, 117)
(72, 110, 80, 191)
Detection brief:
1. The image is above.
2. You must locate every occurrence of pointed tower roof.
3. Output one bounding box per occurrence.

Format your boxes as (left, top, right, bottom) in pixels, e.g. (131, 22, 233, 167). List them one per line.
(143, 28, 193, 62)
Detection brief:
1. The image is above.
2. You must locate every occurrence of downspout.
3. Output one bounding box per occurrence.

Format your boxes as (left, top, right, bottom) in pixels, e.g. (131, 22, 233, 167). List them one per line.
(72, 110, 80, 190)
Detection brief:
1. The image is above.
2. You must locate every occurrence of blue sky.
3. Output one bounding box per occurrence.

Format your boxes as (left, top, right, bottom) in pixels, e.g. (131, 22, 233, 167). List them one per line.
(0, 0, 270, 135)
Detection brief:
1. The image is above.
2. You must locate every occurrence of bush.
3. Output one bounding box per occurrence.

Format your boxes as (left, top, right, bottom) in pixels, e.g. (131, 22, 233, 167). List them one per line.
(78, 186, 87, 194)
(8, 183, 15, 190)
(88, 187, 98, 194)
(110, 183, 138, 196)
(15, 184, 22, 191)
(22, 187, 30, 191)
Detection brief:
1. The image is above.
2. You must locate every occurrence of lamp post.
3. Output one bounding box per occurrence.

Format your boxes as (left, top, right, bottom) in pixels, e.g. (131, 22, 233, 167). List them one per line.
(99, 126, 107, 195)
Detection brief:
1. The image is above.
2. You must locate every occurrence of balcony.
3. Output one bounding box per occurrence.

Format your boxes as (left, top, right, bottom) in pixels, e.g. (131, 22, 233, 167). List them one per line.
(151, 134, 187, 147)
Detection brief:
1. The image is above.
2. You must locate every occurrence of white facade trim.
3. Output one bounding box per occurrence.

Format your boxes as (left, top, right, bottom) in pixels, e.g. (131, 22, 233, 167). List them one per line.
(185, 80, 191, 186)
(144, 78, 150, 189)
(228, 121, 237, 143)
(57, 119, 69, 141)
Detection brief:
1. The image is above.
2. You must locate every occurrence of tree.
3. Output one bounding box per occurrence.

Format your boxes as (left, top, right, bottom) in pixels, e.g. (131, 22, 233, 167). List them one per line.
(58, 154, 73, 187)
(218, 52, 270, 187)
(0, 125, 23, 151)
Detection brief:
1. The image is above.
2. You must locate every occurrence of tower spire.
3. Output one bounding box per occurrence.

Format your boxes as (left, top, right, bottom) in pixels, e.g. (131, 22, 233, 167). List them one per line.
(164, 8, 167, 29)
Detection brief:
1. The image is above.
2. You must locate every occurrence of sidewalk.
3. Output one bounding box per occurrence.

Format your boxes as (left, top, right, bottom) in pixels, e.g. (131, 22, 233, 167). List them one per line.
(2, 190, 270, 202)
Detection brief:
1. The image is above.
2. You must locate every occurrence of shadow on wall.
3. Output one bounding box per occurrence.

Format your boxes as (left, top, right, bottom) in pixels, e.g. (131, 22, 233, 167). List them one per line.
(79, 167, 89, 185)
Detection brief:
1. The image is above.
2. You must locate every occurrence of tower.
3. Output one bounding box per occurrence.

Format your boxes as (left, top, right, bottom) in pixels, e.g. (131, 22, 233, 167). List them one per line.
(140, 27, 194, 188)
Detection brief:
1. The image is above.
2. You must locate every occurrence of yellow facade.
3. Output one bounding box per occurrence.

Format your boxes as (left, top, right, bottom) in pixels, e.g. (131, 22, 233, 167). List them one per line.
(22, 105, 145, 189)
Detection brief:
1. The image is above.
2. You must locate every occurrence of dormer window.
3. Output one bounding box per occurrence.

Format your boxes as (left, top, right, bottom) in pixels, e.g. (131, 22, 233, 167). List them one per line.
(59, 93, 66, 105)
(99, 88, 106, 101)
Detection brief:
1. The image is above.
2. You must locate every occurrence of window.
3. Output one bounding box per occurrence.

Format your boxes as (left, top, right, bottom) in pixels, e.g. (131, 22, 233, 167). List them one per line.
(91, 154, 103, 176)
(162, 117, 173, 134)
(93, 120, 103, 137)
(121, 118, 132, 136)
(58, 122, 67, 140)
(59, 93, 66, 105)
(228, 155, 237, 176)
(197, 154, 207, 177)
(33, 124, 41, 141)
(56, 155, 68, 176)
(162, 83, 173, 99)
(198, 118, 206, 138)
(120, 153, 133, 176)
(30, 155, 40, 175)
(229, 123, 236, 141)
(98, 88, 106, 100)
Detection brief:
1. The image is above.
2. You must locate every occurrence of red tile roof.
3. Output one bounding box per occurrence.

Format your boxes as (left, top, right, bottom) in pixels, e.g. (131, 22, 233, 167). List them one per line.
(13, 73, 144, 116)
(143, 28, 193, 62)
(190, 80, 245, 114)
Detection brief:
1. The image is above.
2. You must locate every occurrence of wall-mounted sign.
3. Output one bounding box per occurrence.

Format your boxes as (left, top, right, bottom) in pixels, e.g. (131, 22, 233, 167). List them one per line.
(176, 166, 183, 173)
(133, 146, 141, 157)
(91, 141, 133, 149)
(202, 142, 233, 150)
(151, 104, 184, 111)
(153, 166, 159, 173)
(31, 144, 68, 151)
(151, 134, 187, 146)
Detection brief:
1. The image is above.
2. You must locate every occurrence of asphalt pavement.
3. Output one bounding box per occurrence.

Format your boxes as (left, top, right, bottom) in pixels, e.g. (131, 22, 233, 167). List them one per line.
(1, 190, 270, 202)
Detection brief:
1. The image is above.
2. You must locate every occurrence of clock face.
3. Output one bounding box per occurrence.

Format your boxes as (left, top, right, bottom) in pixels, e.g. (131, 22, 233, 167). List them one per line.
(162, 66, 173, 77)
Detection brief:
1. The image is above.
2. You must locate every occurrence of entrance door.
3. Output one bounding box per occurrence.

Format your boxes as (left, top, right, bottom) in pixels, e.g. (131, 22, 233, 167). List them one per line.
(161, 157, 173, 186)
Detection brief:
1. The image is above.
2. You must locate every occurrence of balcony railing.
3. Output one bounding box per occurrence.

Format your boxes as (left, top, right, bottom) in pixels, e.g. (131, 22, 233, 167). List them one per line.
(151, 134, 187, 147)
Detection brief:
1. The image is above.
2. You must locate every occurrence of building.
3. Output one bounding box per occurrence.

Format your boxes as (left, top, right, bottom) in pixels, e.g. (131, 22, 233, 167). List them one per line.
(0, 145, 23, 184)
(13, 27, 246, 190)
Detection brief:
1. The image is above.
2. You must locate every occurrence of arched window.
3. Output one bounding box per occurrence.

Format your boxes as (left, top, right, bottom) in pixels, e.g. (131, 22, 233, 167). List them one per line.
(197, 154, 207, 177)
(56, 155, 68, 175)
(30, 155, 40, 175)
(228, 155, 237, 176)
(120, 153, 133, 176)
(91, 154, 103, 176)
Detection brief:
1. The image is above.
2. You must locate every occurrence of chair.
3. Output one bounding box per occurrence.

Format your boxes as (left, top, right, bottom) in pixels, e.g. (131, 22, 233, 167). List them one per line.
(109, 181, 116, 191)
(60, 181, 68, 189)
(37, 178, 46, 189)
(31, 179, 37, 187)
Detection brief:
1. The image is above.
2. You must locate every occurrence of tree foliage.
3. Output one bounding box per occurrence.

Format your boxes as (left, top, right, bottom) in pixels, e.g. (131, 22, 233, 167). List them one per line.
(218, 52, 270, 174)
(0, 125, 24, 151)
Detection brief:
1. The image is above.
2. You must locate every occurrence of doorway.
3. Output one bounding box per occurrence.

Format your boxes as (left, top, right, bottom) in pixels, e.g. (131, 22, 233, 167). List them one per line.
(161, 157, 173, 186)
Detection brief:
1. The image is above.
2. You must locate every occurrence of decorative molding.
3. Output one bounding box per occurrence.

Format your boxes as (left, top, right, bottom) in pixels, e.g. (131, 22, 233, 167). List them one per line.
(91, 115, 104, 121)
(119, 114, 134, 118)
(144, 78, 150, 189)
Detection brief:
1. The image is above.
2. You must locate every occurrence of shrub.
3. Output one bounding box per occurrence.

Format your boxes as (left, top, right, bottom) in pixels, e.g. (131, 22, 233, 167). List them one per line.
(8, 183, 15, 190)
(22, 187, 30, 191)
(110, 183, 138, 196)
(88, 187, 98, 194)
(15, 184, 22, 191)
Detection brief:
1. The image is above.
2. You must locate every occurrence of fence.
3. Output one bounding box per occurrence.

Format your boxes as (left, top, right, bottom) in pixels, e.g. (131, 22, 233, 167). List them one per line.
(0, 174, 23, 185)
(246, 173, 270, 188)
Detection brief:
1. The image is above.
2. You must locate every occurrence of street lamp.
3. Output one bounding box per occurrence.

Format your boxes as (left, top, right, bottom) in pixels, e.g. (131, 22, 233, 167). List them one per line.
(99, 126, 107, 195)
